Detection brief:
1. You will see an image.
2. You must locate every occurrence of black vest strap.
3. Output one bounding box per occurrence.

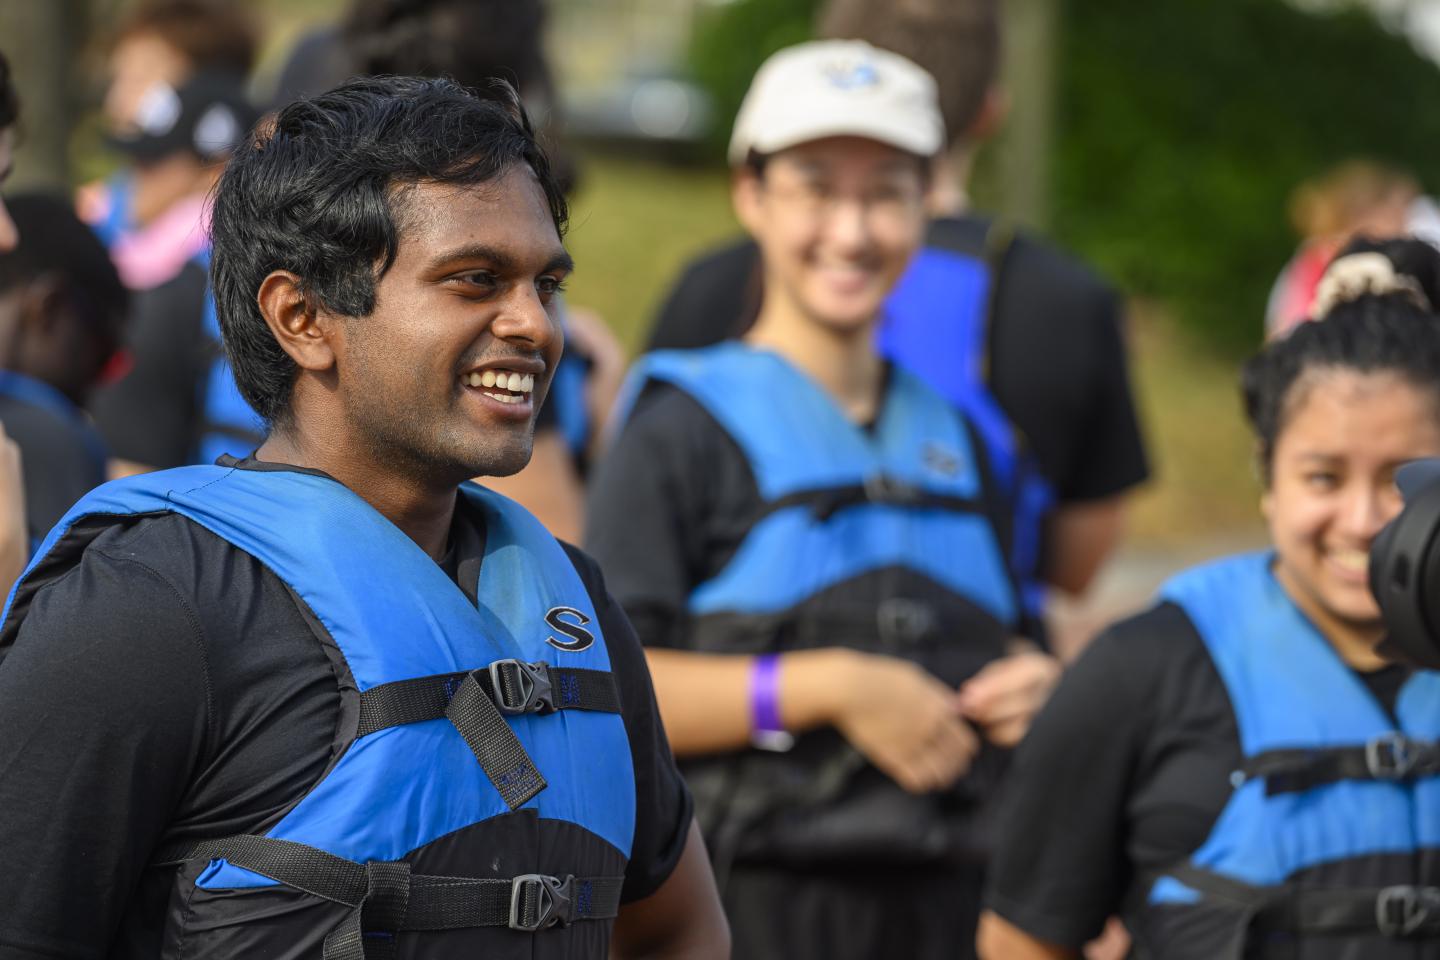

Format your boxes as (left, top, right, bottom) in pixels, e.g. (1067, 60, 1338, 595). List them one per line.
(355, 661, 620, 811)
(1238, 733, 1440, 795)
(357, 661, 622, 736)
(1160, 863, 1440, 940)
(756, 475, 984, 524)
(159, 835, 624, 960)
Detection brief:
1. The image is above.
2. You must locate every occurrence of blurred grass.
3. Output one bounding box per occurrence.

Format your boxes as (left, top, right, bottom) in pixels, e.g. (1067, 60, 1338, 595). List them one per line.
(566, 153, 1266, 547)
(564, 153, 739, 348)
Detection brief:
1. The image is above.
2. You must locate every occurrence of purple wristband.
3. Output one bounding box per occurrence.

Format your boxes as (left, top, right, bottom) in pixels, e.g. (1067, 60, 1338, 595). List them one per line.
(751, 653, 785, 733)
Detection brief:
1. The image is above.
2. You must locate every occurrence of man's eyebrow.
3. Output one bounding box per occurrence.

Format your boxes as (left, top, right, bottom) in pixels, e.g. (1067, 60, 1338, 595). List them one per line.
(424, 243, 574, 275)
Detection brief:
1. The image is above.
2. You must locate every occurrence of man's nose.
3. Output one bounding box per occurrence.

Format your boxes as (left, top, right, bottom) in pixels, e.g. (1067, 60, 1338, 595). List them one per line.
(491, 283, 560, 354)
(1339, 484, 1391, 541)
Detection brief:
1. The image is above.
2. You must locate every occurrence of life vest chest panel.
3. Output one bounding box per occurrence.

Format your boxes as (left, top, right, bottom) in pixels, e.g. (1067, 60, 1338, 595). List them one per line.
(629, 344, 1017, 626)
(8, 465, 636, 892)
(1154, 552, 1440, 895)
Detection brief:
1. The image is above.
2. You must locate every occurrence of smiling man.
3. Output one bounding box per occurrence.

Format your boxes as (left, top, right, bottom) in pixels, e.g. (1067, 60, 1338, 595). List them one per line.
(0, 76, 725, 960)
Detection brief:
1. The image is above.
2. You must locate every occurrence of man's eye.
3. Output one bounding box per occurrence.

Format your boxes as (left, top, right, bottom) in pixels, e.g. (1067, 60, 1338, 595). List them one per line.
(537, 276, 568, 298)
(457, 271, 497, 291)
(1305, 472, 1340, 490)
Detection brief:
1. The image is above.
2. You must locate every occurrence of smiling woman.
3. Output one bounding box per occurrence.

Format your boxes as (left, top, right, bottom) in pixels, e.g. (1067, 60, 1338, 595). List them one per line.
(978, 239, 1440, 960)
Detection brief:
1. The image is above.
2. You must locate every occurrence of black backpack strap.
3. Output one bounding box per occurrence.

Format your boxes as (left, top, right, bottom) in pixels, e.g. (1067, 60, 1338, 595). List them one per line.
(1156, 863, 1440, 940)
(1237, 733, 1440, 796)
(159, 834, 625, 960)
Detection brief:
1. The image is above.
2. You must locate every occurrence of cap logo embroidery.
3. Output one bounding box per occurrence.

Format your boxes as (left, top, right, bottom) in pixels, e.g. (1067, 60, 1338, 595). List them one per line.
(822, 57, 880, 91)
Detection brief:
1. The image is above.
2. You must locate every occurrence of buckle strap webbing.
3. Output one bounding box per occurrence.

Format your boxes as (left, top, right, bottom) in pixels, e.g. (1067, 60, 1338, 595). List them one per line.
(756, 477, 983, 524)
(1161, 864, 1440, 940)
(444, 670, 546, 809)
(160, 835, 624, 959)
(1239, 733, 1440, 795)
(357, 661, 621, 736)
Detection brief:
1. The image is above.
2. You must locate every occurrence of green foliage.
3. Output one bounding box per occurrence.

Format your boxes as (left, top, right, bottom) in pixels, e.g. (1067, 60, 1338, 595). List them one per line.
(1053, 0, 1440, 350)
(686, 0, 821, 156)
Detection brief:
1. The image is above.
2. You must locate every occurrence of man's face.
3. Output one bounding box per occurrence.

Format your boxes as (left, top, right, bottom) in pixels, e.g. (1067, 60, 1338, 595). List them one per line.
(331, 167, 570, 484)
(0, 128, 15, 252)
(104, 32, 191, 133)
(735, 136, 927, 334)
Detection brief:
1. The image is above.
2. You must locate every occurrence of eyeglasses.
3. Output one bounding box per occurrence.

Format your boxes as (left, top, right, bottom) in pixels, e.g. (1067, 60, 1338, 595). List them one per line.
(761, 177, 925, 228)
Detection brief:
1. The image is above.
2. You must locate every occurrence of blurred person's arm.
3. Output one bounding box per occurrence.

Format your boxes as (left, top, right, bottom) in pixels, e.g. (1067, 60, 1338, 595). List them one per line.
(1044, 493, 1128, 596)
(611, 820, 730, 960)
(0, 422, 26, 596)
(977, 914, 1078, 960)
(557, 304, 627, 461)
(480, 428, 584, 543)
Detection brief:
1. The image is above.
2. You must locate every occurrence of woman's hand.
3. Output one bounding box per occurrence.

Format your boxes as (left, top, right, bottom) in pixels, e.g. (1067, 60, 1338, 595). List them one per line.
(827, 651, 980, 794)
(956, 649, 1062, 747)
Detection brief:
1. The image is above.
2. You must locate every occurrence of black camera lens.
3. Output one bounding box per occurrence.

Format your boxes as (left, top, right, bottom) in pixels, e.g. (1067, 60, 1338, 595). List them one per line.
(1371, 460, 1440, 669)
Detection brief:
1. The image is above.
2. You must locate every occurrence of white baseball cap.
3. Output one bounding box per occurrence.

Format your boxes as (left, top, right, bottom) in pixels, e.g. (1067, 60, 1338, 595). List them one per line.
(728, 40, 945, 166)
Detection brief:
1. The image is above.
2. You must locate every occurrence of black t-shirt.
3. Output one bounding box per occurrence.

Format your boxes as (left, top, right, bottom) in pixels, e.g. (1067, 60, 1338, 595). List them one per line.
(984, 600, 1413, 949)
(0, 461, 692, 959)
(0, 395, 105, 540)
(585, 379, 1017, 651)
(645, 218, 1150, 505)
(90, 260, 211, 469)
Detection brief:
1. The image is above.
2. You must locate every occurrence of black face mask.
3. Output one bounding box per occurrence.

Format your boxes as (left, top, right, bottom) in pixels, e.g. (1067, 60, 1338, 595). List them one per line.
(1370, 459, 1440, 669)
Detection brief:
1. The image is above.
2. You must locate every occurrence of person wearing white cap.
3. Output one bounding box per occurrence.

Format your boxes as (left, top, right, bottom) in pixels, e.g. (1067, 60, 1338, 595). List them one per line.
(586, 39, 1061, 960)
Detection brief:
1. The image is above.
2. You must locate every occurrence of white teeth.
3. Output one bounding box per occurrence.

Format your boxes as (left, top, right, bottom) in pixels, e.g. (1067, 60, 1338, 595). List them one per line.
(463, 369, 536, 396)
(482, 391, 523, 404)
(1333, 550, 1368, 572)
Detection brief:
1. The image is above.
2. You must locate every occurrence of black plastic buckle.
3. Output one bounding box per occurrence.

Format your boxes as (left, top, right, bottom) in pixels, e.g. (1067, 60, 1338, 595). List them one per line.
(488, 660, 555, 715)
(1377, 885, 1440, 938)
(1367, 732, 1415, 780)
(863, 473, 922, 507)
(509, 873, 575, 931)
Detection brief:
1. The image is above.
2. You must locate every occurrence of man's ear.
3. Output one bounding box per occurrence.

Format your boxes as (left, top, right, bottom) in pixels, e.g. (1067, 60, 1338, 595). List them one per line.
(732, 168, 766, 237)
(256, 271, 337, 372)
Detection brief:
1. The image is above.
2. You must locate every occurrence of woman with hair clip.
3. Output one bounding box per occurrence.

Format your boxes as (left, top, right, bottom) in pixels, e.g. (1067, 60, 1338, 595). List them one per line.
(978, 237, 1440, 960)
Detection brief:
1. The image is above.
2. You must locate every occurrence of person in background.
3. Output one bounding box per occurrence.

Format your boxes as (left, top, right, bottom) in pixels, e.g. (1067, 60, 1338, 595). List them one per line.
(0, 194, 126, 540)
(979, 238, 1440, 959)
(1265, 161, 1418, 338)
(77, 0, 257, 288)
(269, 0, 622, 542)
(88, 71, 258, 475)
(648, 0, 1150, 624)
(589, 40, 1059, 960)
(0, 50, 26, 597)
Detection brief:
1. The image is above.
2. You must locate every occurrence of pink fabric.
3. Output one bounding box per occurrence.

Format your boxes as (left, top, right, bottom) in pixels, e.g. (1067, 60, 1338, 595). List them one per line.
(110, 194, 212, 291)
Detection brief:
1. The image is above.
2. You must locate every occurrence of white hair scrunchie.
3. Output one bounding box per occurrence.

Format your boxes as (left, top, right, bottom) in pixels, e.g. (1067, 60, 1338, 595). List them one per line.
(1311, 251, 1431, 319)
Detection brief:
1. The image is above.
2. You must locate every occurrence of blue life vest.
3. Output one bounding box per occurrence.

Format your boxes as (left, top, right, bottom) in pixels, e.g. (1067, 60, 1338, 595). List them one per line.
(622, 343, 1020, 867)
(550, 314, 593, 467)
(190, 247, 266, 465)
(1, 465, 635, 959)
(882, 242, 1054, 620)
(1135, 552, 1440, 959)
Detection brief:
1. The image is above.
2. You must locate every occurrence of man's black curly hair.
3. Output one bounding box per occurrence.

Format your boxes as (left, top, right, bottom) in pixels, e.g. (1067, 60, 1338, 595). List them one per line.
(1242, 238, 1440, 482)
(209, 74, 568, 428)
